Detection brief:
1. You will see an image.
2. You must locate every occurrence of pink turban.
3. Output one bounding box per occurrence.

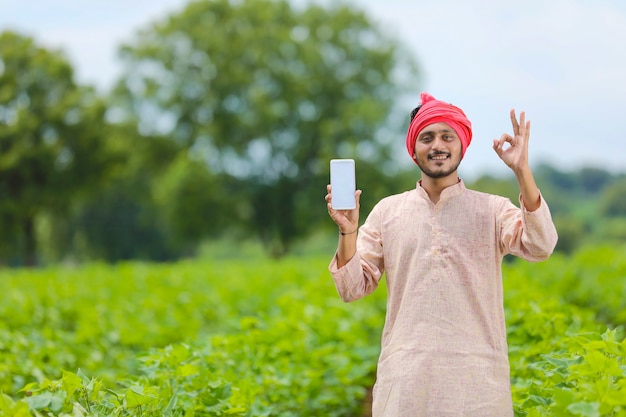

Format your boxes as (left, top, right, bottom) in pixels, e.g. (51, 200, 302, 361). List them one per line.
(405, 92, 472, 165)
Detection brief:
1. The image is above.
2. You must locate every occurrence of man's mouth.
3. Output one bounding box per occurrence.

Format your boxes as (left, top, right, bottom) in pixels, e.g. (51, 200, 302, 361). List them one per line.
(428, 153, 450, 161)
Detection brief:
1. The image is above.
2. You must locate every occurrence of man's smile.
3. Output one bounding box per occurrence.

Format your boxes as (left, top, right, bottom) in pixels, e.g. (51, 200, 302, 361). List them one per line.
(428, 152, 451, 161)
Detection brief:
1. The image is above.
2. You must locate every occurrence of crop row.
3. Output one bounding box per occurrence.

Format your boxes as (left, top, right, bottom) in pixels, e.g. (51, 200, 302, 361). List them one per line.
(1, 245, 625, 416)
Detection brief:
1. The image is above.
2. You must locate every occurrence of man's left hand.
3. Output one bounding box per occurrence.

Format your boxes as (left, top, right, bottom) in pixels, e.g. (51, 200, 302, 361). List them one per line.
(493, 109, 531, 174)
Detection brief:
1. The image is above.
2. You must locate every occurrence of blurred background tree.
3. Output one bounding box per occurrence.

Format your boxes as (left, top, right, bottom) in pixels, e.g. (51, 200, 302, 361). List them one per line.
(470, 165, 626, 255)
(1, 0, 625, 266)
(0, 31, 119, 266)
(598, 177, 626, 218)
(108, 0, 419, 257)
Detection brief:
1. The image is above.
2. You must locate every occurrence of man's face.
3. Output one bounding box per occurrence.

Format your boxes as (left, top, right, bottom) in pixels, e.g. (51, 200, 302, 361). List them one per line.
(414, 122, 462, 179)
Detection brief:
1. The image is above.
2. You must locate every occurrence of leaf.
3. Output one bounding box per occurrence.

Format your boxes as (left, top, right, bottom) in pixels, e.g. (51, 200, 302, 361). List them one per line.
(163, 389, 179, 416)
(124, 386, 159, 408)
(582, 341, 607, 351)
(0, 394, 14, 414)
(26, 392, 53, 410)
(77, 369, 91, 383)
(17, 382, 40, 395)
(566, 402, 600, 417)
(551, 388, 577, 414)
(583, 351, 608, 373)
(522, 395, 552, 407)
(62, 370, 83, 397)
(175, 363, 200, 378)
(603, 386, 626, 406)
(0, 394, 30, 417)
(14, 402, 31, 417)
(49, 390, 67, 413)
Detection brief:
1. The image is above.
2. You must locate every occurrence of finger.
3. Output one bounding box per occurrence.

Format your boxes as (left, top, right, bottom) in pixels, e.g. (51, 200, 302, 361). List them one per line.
(492, 139, 501, 155)
(493, 134, 511, 154)
(518, 111, 527, 137)
(493, 138, 506, 157)
(495, 133, 513, 146)
(327, 184, 331, 192)
(510, 109, 519, 134)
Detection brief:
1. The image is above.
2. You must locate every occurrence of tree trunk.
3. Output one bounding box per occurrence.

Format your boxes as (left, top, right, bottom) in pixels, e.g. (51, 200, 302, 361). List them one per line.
(23, 216, 37, 267)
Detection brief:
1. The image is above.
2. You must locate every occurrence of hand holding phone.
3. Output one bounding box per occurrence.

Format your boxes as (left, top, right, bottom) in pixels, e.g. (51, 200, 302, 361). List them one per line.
(330, 159, 356, 210)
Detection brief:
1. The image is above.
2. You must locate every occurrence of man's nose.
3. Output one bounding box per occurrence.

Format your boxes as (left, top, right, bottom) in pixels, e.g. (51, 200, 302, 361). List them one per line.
(431, 136, 446, 150)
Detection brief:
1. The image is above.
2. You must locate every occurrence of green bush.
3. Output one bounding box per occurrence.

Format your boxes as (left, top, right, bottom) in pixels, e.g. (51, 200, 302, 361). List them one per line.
(2, 246, 626, 415)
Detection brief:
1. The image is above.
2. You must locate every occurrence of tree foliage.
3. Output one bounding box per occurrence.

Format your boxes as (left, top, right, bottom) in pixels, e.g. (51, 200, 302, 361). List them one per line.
(599, 177, 626, 218)
(0, 31, 115, 265)
(111, 0, 419, 256)
(470, 167, 626, 254)
(3, 3, 625, 265)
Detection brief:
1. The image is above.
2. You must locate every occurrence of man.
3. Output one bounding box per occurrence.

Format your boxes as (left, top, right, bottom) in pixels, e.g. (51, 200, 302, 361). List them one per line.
(324, 92, 558, 416)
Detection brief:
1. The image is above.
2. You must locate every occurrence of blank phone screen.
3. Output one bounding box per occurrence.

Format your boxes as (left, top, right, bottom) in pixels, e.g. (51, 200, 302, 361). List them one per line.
(330, 159, 356, 210)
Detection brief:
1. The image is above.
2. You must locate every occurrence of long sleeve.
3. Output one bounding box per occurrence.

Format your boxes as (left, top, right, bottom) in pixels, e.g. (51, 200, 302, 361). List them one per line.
(499, 192, 558, 261)
(329, 203, 385, 302)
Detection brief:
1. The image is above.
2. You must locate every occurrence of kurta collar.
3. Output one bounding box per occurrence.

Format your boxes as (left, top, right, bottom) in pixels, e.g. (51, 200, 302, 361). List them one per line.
(415, 178, 466, 202)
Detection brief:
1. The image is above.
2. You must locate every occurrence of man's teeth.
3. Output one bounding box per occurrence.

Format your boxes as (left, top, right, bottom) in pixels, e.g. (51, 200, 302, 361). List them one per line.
(430, 155, 448, 160)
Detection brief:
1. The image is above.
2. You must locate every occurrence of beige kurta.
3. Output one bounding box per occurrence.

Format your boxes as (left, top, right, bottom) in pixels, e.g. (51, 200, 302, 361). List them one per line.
(329, 180, 558, 417)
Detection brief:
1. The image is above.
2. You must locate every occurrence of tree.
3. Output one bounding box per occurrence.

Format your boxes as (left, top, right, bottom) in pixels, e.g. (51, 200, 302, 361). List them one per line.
(552, 213, 587, 254)
(153, 154, 233, 254)
(0, 31, 114, 265)
(599, 177, 626, 218)
(534, 163, 577, 193)
(468, 175, 519, 205)
(66, 124, 182, 263)
(111, 0, 419, 256)
(576, 167, 614, 195)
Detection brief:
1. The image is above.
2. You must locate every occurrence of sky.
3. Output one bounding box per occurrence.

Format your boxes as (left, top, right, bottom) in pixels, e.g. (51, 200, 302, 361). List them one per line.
(2, 0, 625, 179)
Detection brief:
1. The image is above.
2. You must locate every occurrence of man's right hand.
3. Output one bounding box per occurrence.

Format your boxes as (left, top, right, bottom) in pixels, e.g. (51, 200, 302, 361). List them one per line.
(326, 185, 362, 267)
(325, 184, 362, 234)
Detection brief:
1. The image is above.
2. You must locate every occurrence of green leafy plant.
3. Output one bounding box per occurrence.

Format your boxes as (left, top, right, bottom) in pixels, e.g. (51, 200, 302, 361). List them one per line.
(2, 246, 626, 415)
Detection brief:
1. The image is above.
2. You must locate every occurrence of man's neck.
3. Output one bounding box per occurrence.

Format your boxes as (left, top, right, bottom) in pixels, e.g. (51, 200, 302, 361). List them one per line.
(420, 173, 460, 204)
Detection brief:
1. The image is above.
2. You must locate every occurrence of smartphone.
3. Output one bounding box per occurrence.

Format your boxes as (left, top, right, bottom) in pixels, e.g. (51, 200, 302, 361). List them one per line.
(330, 159, 356, 210)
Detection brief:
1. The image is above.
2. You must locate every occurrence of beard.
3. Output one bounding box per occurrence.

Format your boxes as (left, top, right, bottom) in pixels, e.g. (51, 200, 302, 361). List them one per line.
(417, 151, 462, 179)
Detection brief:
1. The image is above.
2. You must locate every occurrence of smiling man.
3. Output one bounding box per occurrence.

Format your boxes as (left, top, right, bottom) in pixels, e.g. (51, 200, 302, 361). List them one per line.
(325, 92, 558, 416)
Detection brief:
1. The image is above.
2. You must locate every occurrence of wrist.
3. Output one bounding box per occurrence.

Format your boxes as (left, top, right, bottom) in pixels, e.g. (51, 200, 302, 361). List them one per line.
(512, 163, 532, 178)
(339, 228, 357, 236)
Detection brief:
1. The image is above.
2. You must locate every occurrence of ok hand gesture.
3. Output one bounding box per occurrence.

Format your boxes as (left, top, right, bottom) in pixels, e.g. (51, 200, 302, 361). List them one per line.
(493, 110, 531, 174)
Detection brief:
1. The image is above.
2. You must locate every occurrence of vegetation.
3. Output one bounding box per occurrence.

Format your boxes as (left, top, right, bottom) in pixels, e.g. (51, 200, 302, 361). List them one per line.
(0, 32, 119, 265)
(470, 165, 626, 254)
(1, 0, 624, 266)
(0, 254, 384, 416)
(1, 2, 626, 413)
(0, 244, 625, 416)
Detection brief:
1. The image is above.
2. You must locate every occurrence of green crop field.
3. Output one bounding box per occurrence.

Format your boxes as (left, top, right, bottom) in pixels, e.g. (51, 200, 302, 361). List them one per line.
(1, 245, 625, 416)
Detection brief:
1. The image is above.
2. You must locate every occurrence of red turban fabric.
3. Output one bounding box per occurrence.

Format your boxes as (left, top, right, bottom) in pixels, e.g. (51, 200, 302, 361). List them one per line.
(405, 92, 472, 165)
